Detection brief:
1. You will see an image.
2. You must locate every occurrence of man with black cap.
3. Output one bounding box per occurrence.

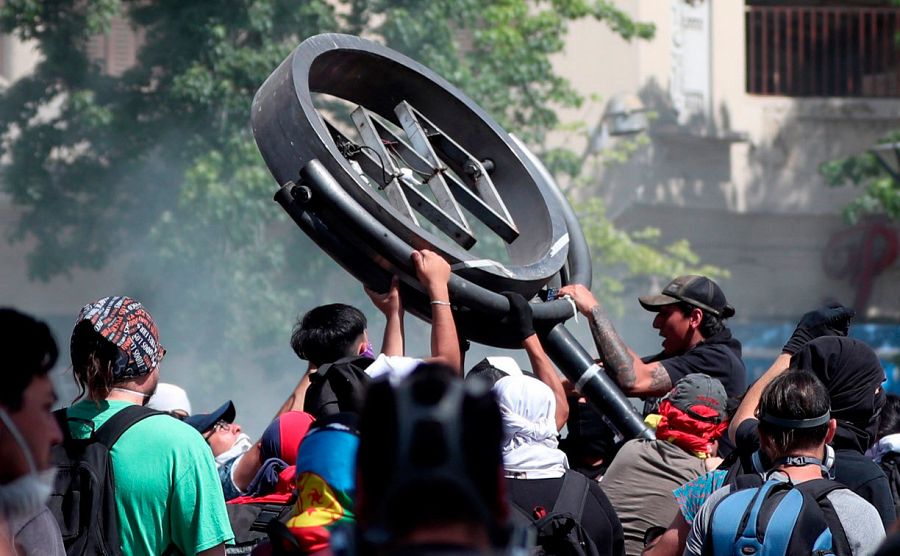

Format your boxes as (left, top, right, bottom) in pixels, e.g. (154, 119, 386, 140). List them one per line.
(560, 276, 745, 402)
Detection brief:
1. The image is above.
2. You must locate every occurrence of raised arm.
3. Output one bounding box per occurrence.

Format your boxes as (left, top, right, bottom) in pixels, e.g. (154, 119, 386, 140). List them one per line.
(364, 275, 405, 356)
(728, 304, 855, 442)
(412, 249, 462, 374)
(503, 292, 569, 430)
(558, 284, 672, 396)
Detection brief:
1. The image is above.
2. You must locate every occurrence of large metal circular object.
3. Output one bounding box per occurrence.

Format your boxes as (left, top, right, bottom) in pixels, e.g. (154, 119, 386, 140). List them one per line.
(252, 33, 590, 347)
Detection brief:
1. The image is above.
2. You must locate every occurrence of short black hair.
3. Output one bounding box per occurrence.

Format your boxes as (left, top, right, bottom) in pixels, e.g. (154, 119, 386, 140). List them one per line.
(0, 308, 58, 411)
(674, 301, 725, 338)
(757, 369, 831, 456)
(290, 304, 367, 367)
(465, 358, 508, 387)
(357, 364, 504, 544)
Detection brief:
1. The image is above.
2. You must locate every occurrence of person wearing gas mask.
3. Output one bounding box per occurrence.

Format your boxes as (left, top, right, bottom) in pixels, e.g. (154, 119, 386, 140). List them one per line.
(0, 308, 64, 556)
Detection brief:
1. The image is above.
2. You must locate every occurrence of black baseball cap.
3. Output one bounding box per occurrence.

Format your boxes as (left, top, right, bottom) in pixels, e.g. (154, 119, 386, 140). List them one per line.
(184, 400, 236, 434)
(639, 275, 735, 318)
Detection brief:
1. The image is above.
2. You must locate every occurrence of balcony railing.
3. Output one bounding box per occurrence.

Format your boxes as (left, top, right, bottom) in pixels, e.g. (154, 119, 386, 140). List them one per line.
(746, 5, 900, 97)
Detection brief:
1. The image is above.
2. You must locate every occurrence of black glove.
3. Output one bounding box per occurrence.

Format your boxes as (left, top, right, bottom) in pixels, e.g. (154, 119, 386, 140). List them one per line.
(502, 291, 535, 343)
(782, 304, 855, 355)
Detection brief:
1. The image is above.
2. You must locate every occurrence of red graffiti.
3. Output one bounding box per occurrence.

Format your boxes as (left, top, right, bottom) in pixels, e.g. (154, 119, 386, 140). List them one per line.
(823, 219, 899, 313)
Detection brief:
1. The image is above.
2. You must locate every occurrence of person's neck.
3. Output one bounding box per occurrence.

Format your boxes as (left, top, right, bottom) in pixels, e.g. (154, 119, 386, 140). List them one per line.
(103, 387, 148, 405)
(774, 447, 827, 483)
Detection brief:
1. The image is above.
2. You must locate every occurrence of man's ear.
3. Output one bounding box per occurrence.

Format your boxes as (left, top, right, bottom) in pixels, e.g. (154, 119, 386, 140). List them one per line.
(824, 418, 837, 445)
(356, 330, 370, 355)
(690, 308, 704, 328)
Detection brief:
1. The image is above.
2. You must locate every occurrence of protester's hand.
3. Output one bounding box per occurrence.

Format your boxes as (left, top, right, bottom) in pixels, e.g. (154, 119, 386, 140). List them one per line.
(411, 249, 451, 298)
(558, 284, 599, 315)
(782, 304, 855, 355)
(502, 291, 535, 343)
(364, 276, 403, 317)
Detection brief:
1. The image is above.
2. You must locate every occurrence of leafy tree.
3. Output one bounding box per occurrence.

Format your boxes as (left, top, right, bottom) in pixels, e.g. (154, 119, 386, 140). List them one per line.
(0, 0, 717, 387)
(820, 0, 900, 224)
(821, 131, 900, 225)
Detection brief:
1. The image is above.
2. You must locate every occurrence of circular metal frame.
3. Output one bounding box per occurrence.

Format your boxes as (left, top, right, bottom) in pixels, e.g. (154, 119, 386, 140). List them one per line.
(252, 34, 592, 346)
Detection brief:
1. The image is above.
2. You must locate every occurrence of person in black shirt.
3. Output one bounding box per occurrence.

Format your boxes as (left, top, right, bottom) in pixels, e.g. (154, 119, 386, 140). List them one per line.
(728, 308, 895, 529)
(560, 276, 746, 402)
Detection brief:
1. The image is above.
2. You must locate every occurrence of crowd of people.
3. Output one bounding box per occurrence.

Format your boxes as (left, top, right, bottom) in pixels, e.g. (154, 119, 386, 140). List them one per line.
(2, 248, 899, 555)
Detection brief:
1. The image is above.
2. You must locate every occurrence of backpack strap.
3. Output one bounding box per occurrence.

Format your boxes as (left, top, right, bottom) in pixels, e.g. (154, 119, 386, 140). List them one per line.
(705, 478, 781, 556)
(250, 504, 293, 533)
(91, 405, 163, 448)
(551, 470, 590, 519)
(794, 479, 851, 556)
(314, 355, 374, 379)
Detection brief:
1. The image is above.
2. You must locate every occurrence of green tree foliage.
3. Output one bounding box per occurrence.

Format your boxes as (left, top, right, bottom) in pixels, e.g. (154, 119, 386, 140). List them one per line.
(821, 131, 900, 225)
(0, 0, 713, 375)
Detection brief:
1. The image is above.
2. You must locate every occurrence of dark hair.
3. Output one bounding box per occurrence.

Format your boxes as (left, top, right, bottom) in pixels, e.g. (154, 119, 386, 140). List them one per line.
(356, 363, 504, 544)
(675, 302, 725, 337)
(290, 304, 367, 367)
(465, 358, 508, 387)
(70, 320, 120, 402)
(757, 369, 831, 455)
(0, 308, 58, 411)
(877, 393, 900, 440)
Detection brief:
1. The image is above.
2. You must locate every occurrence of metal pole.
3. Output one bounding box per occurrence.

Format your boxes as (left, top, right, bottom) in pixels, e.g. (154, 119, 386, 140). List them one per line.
(540, 323, 655, 441)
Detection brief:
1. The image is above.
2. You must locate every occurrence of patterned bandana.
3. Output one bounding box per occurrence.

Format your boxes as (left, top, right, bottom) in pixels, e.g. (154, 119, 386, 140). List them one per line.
(75, 296, 162, 380)
(655, 399, 728, 457)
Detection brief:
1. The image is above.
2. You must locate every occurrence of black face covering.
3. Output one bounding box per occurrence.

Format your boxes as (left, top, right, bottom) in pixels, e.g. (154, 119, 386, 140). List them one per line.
(792, 336, 886, 453)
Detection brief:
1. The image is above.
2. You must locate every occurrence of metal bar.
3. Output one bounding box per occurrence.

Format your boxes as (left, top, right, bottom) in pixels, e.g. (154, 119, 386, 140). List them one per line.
(748, 8, 757, 94)
(885, 12, 900, 96)
(774, 10, 780, 94)
(877, 9, 884, 96)
(786, 10, 793, 94)
(541, 324, 655, 441)
(798, 9, 805, 95)
(762, 9, 769, 94)
(393, 102, 476, 239)
(367, 110, 516, 244)
(811, 9, 818, 94)
(393, 101, 519, 243)
(349, 108, 421, 226)
(858, 11, 865, 95)
(823, 10, 830, 95)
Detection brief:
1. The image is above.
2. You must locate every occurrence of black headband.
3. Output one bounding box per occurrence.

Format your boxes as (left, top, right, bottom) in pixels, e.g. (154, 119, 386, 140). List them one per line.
(757, 410, 831, 429)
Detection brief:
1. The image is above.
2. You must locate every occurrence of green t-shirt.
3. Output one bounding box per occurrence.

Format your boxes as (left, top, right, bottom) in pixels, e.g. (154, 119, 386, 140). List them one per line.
(67, 400, 234, 555)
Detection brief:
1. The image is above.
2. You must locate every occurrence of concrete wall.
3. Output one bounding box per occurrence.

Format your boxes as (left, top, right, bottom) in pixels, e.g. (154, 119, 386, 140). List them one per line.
(548, 0, 900, 320)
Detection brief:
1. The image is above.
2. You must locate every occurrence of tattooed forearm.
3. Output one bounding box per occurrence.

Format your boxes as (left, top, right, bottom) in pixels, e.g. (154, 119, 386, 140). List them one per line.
(588, 304, 637, 389)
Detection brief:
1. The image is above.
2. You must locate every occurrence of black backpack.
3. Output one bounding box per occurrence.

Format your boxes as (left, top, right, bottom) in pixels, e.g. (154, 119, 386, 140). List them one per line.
(225, 501, 294, 555)
(510, 471, 600, 556)
(304, 355, 373, 417)
(704, 475, 851, 556)
(49, 405, 163, 556)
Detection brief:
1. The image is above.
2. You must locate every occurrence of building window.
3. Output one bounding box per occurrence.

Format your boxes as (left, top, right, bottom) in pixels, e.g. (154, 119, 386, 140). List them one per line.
(746, 3, 900, 96)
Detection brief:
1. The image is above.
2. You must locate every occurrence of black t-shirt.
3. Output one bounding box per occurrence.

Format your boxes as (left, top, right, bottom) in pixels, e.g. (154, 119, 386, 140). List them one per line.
(732, 418, 896, 529)
(643, 328, 747, 399)
(505, 472, 624, 556)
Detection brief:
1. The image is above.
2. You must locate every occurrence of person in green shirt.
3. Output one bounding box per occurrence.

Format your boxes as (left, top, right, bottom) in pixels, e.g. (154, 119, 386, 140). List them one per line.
(64, 296, 233, 556)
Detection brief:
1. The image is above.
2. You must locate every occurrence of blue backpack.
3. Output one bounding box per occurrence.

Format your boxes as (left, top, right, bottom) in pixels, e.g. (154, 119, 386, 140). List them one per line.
(705, 475, 851, 556)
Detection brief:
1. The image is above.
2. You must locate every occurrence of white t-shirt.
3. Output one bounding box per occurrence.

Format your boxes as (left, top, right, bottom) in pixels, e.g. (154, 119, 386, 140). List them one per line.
(365, 354, 423, 383)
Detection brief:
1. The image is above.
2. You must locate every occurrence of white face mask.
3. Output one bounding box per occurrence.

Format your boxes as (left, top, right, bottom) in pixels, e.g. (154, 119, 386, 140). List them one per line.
(214, 432, 252, 468)
(0, 408, 57, 519)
